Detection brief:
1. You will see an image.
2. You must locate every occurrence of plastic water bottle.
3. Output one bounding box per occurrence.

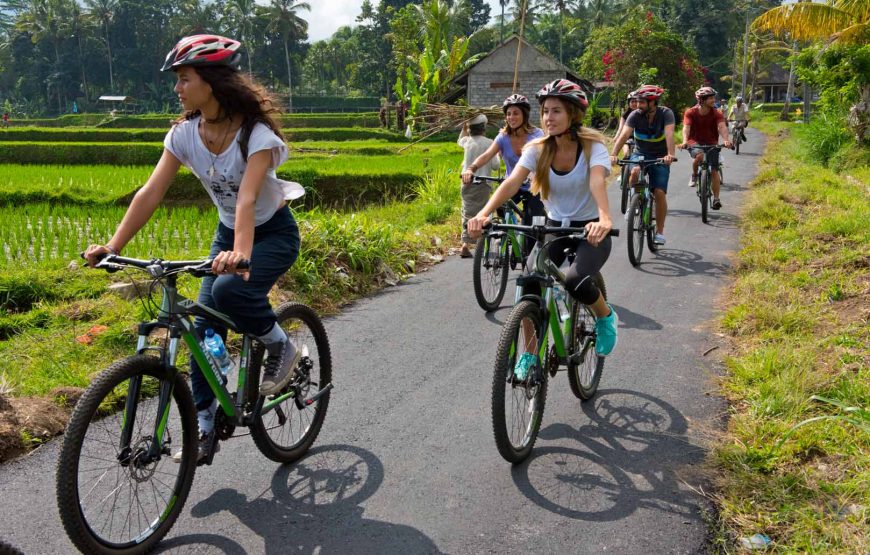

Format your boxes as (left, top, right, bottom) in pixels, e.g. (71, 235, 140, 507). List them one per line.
(553, 285, 570, 322)
(203, 328, 234, 377)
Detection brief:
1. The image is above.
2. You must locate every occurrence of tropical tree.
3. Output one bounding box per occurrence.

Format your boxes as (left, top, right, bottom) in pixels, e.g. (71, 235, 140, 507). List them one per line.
(752, 0, 870, 140)
(266, 0, 310, 112)
(84, 0, 116, 93)
(224, 0, 256, 77)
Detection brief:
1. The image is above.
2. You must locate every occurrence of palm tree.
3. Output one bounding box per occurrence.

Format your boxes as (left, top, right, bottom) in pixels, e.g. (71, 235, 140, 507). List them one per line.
(266, 0, 310, 113)
(752, 0, 869, 139)
(752, 0, 869, 45)
(69, 2, 90, 100)
(225, 0, 256, 77)
(498, 0, 509, 42)
(84, 0, 117, 93)
(17, 0, 74, 110)
(172, 0, 215, 36)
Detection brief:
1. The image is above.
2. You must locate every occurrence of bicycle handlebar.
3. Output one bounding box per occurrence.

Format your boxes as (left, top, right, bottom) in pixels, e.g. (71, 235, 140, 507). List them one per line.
(82, 253, 250, 277)
(484, 221, 620, 238)
(471, 176, 505, 185)
(616, 157, 676, 166)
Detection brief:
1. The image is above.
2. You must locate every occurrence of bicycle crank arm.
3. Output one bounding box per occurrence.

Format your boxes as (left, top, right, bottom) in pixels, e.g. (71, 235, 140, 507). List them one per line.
(297, 382, 333, 409)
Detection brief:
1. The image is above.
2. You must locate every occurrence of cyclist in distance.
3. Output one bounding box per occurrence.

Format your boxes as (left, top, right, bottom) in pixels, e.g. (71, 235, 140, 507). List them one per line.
(84, 34, 305, 461)
(680, 86, 732, 209)
(728, 96, 750, 143)
(615, 90, 640, 158)
(458, 113, 500, 257)
(461, 94, 546, 256)
(609, 84, 677, 245)
(467, 79, 619, 364)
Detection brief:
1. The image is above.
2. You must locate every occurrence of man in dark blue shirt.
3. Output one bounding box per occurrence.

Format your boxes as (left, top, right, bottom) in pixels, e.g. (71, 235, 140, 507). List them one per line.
(610, 85, 676, 245)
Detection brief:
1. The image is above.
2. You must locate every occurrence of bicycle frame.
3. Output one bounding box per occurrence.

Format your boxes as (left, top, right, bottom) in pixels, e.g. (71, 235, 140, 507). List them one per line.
(116, 262, 294, 464)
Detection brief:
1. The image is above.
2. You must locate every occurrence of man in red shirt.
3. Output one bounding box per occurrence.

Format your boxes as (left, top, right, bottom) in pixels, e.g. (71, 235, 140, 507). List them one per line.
(680, 86, 732, 209)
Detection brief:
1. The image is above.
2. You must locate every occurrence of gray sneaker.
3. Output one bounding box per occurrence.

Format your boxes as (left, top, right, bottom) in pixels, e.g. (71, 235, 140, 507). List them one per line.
(172, 431, 218, 464)
(260, 339, 301, 396)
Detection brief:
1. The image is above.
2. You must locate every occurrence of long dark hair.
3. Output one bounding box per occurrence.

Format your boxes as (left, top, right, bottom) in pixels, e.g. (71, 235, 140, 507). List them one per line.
(172, 65, 284, 160)
(501, 105, 533, 136)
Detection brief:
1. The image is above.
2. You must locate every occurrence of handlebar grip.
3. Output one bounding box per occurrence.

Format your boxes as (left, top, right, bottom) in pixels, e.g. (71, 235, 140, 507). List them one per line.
(609, 229, 620, 237)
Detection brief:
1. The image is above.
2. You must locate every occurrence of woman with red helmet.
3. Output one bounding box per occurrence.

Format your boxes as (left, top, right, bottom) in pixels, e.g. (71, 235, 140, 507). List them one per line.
(609, 84, 677, 245)
(85, 34, 304, 462)
(467, 78, 619, 367)
(680, 85, 732, 209)
(460, 93, 546, 258)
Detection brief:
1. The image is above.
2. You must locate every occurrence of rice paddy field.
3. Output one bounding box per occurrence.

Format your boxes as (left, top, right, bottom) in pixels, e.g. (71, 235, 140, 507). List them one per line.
(0, 114, 464, 411)
(0, 114, 464, 269)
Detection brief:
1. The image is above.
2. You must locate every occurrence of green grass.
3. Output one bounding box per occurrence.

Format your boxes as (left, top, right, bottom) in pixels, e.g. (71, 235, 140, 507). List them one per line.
(0, 173, 460, 398)
(711, 125, 869, 552)
(0, 127, 411, 143)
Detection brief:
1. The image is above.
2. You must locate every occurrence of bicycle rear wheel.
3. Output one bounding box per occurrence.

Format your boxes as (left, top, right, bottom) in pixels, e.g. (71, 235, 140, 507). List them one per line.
(56, 355, 197, 555)
(567, 274, 606, 400)
(473, 232, 509, 312)
(626, 194, 645, 266)
(249, 302, 332, 464)
(733, 128, 741, 155)
(700, 169, 710, 223)
(491, 300, 548, 463)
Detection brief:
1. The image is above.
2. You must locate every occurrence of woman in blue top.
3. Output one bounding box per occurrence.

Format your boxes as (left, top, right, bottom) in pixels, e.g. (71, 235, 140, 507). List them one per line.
(460, 94, 545, 255)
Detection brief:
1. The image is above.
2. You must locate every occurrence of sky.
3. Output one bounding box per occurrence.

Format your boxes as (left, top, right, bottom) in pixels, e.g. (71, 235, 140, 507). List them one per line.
(306, 0, 504, 43)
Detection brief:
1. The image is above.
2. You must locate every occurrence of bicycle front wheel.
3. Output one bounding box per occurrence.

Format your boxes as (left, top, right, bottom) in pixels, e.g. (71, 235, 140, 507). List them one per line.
(567, 274, 606, 400)
(626, 194, 645, 266)
(56, 355, 197, 555)
(473, 232, 509, 312)
(700, 170, 710, 224)
(491, 300, 548, 463)
(619, 164, 631, 214)
(249, 302, 332, 464)
(646, 194, 659, 253)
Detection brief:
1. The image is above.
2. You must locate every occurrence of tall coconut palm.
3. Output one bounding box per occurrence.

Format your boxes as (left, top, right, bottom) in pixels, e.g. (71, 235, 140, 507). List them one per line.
(225, 0, 256, 77)
(752, 0, 869, 45)
(753, 0, 869, 139)
(266, 0, 310, 113)
(84, 0, 117, 93)
(498, 0, 509, 41)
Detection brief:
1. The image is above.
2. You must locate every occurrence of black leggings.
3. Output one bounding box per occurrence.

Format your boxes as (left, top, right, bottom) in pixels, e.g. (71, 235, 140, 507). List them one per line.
(512, 189, 546, 257)
(523, 223, 611, 305)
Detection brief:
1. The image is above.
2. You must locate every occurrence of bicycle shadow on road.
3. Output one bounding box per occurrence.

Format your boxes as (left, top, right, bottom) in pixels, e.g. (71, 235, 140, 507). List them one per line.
(609, 303, 662, 330)
(177, 444, 444, 555)
(665, 209, 740, 230)
(634, 247, 731, 278)
(510, 389, 706, 523)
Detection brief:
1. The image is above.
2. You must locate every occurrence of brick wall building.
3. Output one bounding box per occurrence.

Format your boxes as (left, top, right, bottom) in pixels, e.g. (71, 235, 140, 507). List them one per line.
(446, 36, 592, 124)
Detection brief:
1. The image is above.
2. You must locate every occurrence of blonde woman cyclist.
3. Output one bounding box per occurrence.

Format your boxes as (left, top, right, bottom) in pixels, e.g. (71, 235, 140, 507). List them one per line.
(467, 79, 619, 377)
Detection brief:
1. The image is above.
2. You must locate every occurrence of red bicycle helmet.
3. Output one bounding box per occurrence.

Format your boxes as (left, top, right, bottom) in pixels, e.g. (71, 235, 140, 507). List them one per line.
(161, 34, 242, 72)
(535, 79, 589, 109)
(695, 86, 717, 100)
(627, 90, 640, 100)
(635, 84, 664, 100)
(502, 94, 531, 113)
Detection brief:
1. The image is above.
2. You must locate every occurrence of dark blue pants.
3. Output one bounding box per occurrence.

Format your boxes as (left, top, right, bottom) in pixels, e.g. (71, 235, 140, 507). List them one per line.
(190, 206, 300, 410)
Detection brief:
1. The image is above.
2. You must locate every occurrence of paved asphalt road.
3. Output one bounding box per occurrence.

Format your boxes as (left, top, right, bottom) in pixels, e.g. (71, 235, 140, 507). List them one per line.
(1, 130, 764, 554)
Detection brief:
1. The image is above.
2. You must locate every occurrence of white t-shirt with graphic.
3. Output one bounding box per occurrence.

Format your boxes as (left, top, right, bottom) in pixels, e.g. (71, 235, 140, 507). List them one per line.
(163, 116, 304, 228)
(517, 140, 611, 223)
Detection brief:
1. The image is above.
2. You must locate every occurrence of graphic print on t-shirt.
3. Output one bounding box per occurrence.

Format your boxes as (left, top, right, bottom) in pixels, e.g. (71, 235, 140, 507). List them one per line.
(207, 170, 239, 213)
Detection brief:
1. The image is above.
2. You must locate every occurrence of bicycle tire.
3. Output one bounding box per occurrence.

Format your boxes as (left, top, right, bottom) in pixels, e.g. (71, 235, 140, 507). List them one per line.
(473, 232, 509, 312)
(566, 274, 606, 400)
(700, 169, 710, 224)
(249, 302, 332, 464)
(491, 300, 548, 464)
(626, 194, 645, 266)
(646, 194, 659, 252)
(56, 355, 197, 555)
(619, 164, 630, 214)
(734, 129, 740, 155)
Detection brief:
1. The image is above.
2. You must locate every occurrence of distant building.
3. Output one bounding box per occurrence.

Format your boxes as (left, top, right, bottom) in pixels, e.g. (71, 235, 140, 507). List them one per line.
(444, 36, 592, 123)
(98, 95, 136, 115)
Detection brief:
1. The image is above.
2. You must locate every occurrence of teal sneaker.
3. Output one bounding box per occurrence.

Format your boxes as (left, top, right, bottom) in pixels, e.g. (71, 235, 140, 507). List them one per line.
(595, 304, 619, 356)
(513, 352, 537, 380)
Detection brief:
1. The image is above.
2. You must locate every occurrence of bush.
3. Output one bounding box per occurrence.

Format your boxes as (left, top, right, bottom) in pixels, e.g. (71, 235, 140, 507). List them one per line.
(0, 142, 164, 165)
(829, 141, 870, 171)
(0, 127, 406, 143)
(798, 112, 852, 166)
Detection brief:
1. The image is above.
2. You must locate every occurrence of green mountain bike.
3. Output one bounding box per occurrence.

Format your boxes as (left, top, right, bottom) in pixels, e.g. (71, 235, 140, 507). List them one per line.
(487, 219, 617, 463)
(619, 157, 670, 266)
(56, 254, 333, 554)
(471, 176, 527, 312)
